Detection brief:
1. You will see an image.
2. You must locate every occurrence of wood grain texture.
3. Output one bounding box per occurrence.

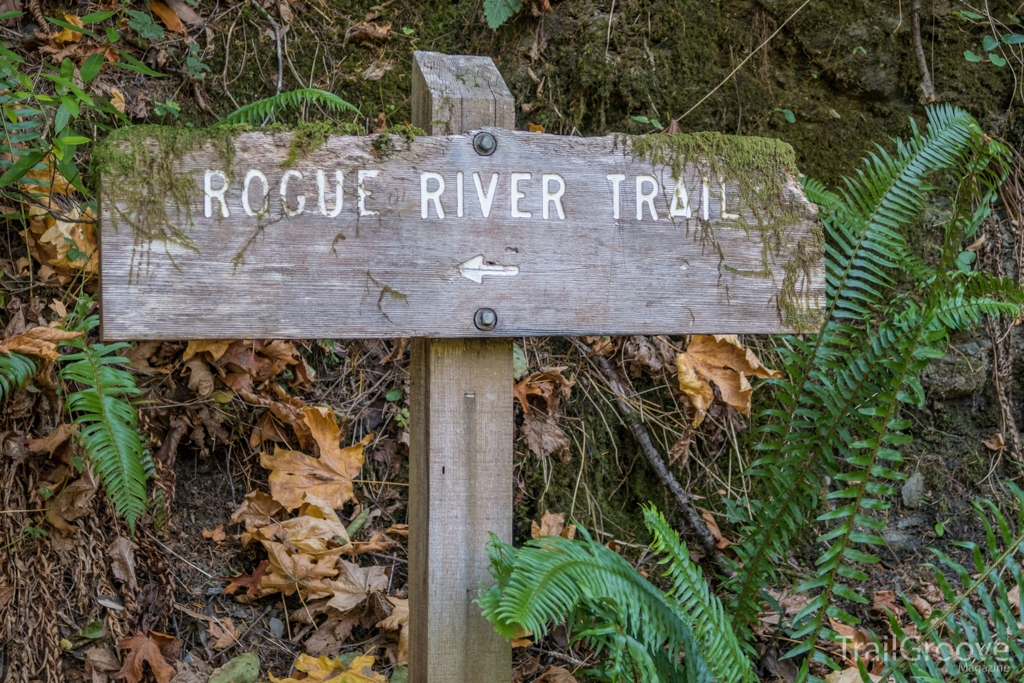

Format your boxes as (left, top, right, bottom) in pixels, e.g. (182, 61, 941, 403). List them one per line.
(409, 338, 513, 683)
(409, 51, 513, 683)
(99, 123, 822, 339)
(411, 51, 515, 135)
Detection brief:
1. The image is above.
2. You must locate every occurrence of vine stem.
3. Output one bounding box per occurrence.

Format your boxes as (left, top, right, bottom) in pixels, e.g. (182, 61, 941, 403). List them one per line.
(573, 340, 734, 575)
(911, 0, 936, 102)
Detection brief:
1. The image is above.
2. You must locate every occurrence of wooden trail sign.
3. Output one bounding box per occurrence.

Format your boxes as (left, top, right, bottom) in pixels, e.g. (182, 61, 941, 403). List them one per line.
(97, 51, 824, 683)
(98, 114, 823, 341)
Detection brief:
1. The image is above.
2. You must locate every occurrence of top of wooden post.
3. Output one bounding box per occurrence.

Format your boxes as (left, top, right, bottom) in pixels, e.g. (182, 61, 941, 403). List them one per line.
(411, 51, 516, 135)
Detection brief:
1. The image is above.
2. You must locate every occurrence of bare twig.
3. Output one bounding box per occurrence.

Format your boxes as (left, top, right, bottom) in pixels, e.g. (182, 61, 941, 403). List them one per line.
(911, 0, 936, 103)
(248, 0, 283, 96)
(574, 340, 733, 574)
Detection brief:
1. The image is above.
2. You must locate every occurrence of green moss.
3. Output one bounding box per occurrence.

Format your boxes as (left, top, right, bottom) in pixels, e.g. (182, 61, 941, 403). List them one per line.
(94, 124, 243, 277)
(629, 132, 822, 330)
(282, 121, 362, 166)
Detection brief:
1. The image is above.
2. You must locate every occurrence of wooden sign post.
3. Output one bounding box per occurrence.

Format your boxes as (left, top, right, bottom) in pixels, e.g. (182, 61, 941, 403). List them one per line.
(98, 51, 823, 683)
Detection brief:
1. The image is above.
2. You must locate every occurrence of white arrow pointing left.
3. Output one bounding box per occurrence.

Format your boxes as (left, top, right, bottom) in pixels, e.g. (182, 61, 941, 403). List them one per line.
(457, 255, 520, 284)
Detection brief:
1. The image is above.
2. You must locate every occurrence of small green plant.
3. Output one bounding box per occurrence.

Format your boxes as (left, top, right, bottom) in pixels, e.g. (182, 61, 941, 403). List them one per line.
(186, 42, 211, 81)
(631, 114, 663, 132)
(125, 9, 165, 41)
(218, 88, 360, 126)
(60, 298, 150, 530)
(774, 107, 796, 123)
(484, 0, 523, 29)
(153, 99, 181, 119)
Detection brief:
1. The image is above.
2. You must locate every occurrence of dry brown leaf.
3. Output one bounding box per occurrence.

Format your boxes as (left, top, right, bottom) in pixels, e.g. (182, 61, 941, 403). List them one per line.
(318, 560, 388, 612)
(676, 335, 780, 428)
(1010, 584, 1021, 613)
(824, 669, 882, 683)
(116, 634, 176, 683)
(911, 595, 933, 618)
(261, 408, 369, 510)
(521, 410, 570, 461)
(229, 490, 284, 529)
(202, 525, 226, 543)
(530, 511, 576, 540)
(107, 536, 138, 592)
(302, 609, 361, 657)
(700, 509, 732, 549)
(267, 494, 351, 554)
(514, 367, 574, 414)
(53, 13, 84, 44)
(1, 326, 82, 361)
(362, 58, 394, 81)
(528, 122, 545, 133)
(535, 666, 578, 683)
(224, 560, 269, 599)
(46, 466, 98, 534)
(377, 596, 409, 665)
(385, 523, 409, 536)
(345, 20, 391, 44)
(260, 542, 341, 597)
(124, 341, 172, 375)
(249, 411, 292, 449)
(163, 0, 203, 26)
(27, 423, 74, 454)
(109, 87, 126, 114)
(871, 590, 905, 618)
(983, 432, 1005, 451)
(150, 1, 186, 33)
(206, 618, 238, 650)
(184, 356, 215, 397)
(269, 654, 387, 683)
(183, 340, 231, 362)
(84, 646, 120, 683)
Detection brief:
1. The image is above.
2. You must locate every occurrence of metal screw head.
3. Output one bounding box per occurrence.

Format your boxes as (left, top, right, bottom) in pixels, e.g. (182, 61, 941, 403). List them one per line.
(474, 308, 497, 331)
(473, 132, 496, 156)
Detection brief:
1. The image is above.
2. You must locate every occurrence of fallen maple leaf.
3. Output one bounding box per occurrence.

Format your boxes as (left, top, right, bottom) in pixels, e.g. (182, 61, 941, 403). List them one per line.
(260, 408, 370, 511)
(202, 525, 226, 543)
(530, 511, 576, 540)
(513, 367, 574, 414)
(318, 560, 388, 612)
(676, 335, 780, 428)
(270, 653, 387, 683)
(107, 536, 138, 592)
(116, 634, 176, 683)
(183, 340, 231, 362)
(84, 646, 120, 683)
(520, 410, 570, 461)
(0, 325, 82, 362)
(229, 490, 284, 530)
(224, 560, 269, 598)
(52, 13, 84, 44)
(207, 617, 239, 650)
(260, 541, 341, 597)
(376, 596, 409, 665)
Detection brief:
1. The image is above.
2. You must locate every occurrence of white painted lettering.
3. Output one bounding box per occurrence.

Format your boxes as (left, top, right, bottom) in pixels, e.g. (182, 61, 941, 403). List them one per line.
(280, 170, 305, 216)
(358, 170, 379, 217)
(474, 172, 499, 218)
(420, 172, 446, 219)
(636, 175, 659, 220)
(720, 176, 739, 220)
(317, 170, 344, 218)
(701, 176, 710, 220)
(542, 173, 566, 220)
(242, 170, 269, 217)
(457, 171, 464, 218)
(511, 172, 531, 218)
(204, 170, 229, 218)
(607, 173, 625, 219)
(670, 178, 691, 218)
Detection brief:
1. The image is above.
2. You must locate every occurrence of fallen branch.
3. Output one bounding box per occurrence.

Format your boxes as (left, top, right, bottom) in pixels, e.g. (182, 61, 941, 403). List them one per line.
(574, 340, 733, 573)
(911, 0, 936, 103)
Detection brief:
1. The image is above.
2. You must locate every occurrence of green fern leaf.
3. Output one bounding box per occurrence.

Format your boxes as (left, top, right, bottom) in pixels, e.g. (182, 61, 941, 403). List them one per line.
(59, 306, 148, 530)
(218, 88, 359, 126)
(0, 351, 37, 401)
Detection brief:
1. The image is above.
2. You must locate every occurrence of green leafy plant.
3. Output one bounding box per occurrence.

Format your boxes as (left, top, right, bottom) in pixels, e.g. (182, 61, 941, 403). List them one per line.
(60, 300, 150, 530)
(218, 88, 360, 126)
(483, 0, 523, 29)
(0, 351, 38, 402)
(481, 506, 753, 682)
(482, 104, 1024, 681)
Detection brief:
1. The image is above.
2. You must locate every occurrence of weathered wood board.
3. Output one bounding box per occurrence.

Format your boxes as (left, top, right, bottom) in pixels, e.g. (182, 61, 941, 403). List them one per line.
(98, 127, 823, 340)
